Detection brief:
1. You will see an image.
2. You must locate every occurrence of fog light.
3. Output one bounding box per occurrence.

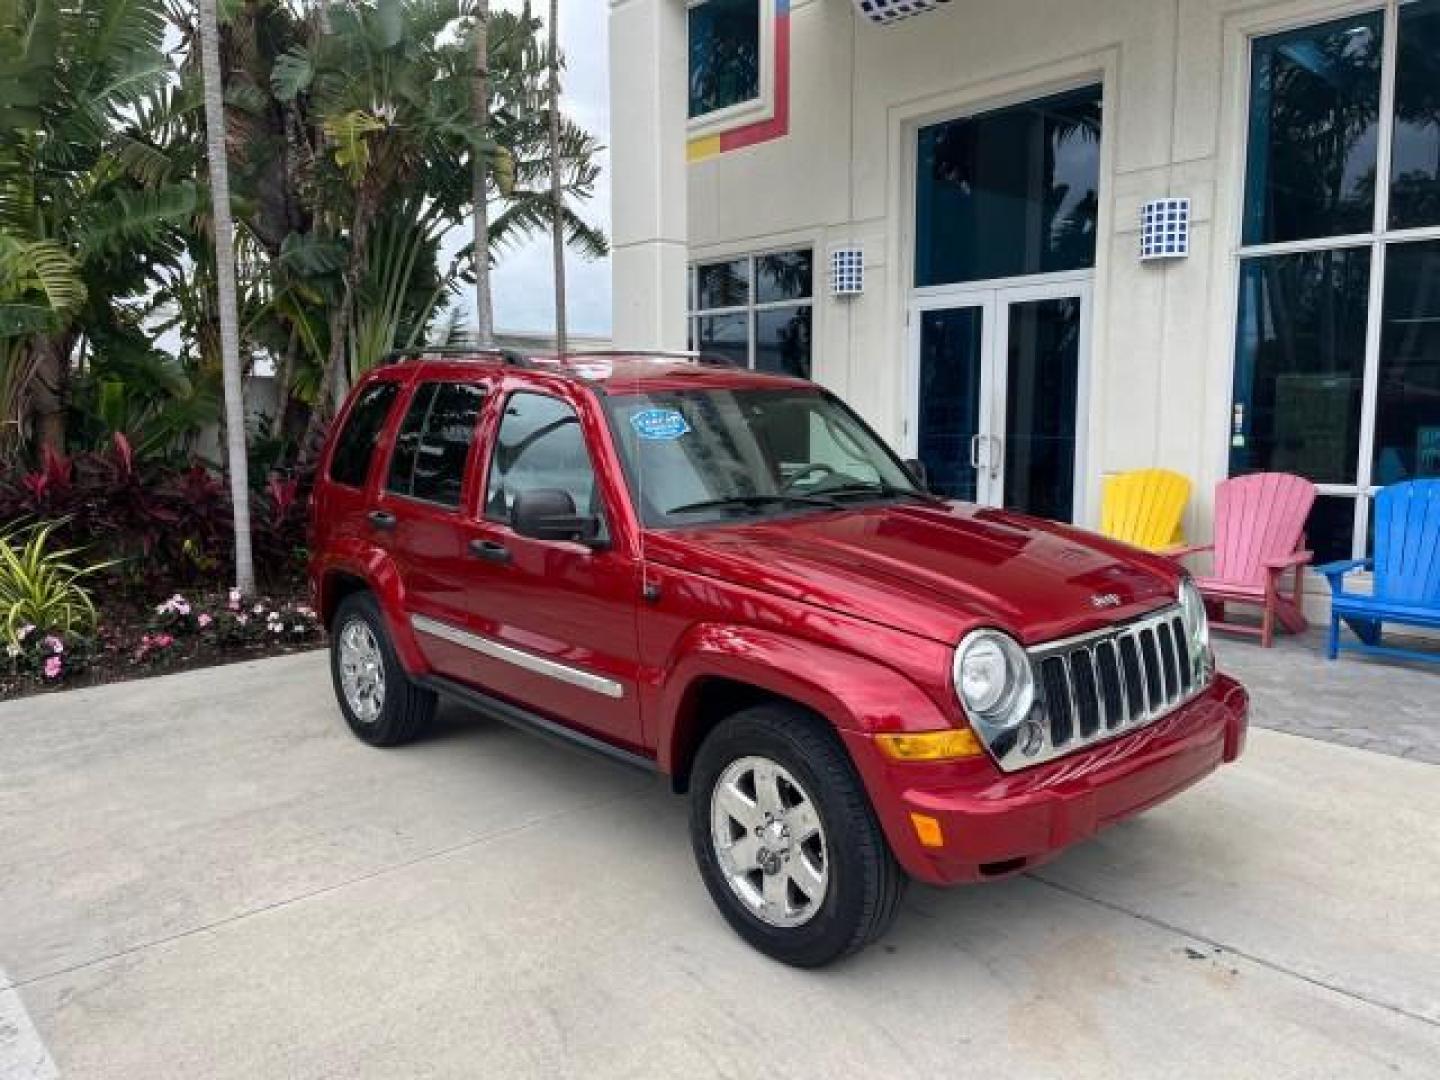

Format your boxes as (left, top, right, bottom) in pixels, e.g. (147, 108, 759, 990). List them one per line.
(910, 812, 944, 848)
(876, 729, 984, 762)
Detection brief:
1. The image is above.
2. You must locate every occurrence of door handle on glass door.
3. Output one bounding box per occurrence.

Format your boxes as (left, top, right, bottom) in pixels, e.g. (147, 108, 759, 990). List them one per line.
(970, 434, 983, 470)
(988, 436, 1002, 479)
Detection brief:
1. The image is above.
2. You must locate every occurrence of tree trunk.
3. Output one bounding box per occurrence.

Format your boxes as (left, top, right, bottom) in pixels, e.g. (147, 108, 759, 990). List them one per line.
(272, 321, 299, 447)
(199, 0, 257, 596)
(472, 1, 495, 348)
(547, 0, 567, 354)
(29, 335, 69, 454)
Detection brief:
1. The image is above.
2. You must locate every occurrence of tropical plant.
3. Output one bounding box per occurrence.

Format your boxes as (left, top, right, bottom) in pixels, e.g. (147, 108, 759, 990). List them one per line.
(0, 0, 196, 451)
(0, 519, 108, 643)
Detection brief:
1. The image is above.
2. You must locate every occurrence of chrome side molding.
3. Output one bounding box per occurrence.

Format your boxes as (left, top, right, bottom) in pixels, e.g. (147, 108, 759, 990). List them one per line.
(409, 614, 625, 700)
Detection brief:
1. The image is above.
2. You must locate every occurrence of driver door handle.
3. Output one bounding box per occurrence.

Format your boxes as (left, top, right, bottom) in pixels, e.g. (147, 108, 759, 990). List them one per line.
(367, 510, 396, 531)
(469, 538, 512, 565)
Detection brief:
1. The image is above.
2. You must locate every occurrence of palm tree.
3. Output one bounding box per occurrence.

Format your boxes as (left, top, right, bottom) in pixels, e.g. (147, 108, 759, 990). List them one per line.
(197, 0, 255, 595)
(546, 0, 567, 354)
(472, 0, 495, 347)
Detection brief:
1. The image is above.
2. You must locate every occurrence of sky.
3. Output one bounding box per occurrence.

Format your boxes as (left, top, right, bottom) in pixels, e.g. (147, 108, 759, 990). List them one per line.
(458, 0, 613, 337)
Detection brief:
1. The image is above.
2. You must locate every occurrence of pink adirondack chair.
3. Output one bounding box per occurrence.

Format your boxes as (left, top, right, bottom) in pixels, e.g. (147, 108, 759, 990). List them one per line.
(1173, 473, 1316, 648)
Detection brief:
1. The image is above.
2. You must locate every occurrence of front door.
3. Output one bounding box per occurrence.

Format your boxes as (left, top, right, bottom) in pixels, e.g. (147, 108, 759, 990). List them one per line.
(910, 281, 1089, 523)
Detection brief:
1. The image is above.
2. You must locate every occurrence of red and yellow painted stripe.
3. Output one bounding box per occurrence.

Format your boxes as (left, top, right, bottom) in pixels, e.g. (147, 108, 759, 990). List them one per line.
(687, 0, 791, 163)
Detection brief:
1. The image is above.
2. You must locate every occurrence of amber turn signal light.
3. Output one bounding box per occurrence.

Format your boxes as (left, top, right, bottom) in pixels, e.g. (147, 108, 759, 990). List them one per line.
(875, 728, 984, 762)
(910, 813, 945, 848)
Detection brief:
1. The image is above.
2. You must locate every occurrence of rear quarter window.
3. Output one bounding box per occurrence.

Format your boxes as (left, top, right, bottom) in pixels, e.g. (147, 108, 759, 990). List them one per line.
(329, 382, 400, 489)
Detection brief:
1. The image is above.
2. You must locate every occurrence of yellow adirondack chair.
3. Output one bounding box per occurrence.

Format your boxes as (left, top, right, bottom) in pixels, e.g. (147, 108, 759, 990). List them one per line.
(1100, 469, 1190, 552)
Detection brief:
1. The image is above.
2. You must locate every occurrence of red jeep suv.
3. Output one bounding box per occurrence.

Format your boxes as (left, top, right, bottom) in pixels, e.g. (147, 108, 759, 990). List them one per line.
(309, 350, 1249, 967)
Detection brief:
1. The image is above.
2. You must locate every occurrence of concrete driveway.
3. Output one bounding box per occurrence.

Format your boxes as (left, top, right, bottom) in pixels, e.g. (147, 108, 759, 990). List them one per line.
(2, 653, 1438, 1079)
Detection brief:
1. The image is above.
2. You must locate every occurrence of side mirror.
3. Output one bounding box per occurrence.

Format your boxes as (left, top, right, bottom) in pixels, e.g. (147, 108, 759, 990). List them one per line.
(904, 458, 929, 492)
(511, 489, 603, 545)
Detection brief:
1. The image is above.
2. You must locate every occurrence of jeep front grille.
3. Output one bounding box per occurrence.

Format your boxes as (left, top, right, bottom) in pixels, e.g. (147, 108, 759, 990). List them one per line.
(1002, 605, 1209, 772)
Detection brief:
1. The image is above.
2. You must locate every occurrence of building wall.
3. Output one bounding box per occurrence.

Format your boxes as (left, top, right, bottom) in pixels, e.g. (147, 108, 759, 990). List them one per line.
(681, 0, 1369, 545)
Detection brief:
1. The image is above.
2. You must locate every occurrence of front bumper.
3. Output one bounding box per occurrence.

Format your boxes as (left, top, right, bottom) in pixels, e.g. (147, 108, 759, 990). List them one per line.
(843, 673, 1249, 885)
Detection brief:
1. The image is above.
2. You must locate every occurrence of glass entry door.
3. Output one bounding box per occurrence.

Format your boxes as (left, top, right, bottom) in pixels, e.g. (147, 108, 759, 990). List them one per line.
(910, 282, 1089, 522)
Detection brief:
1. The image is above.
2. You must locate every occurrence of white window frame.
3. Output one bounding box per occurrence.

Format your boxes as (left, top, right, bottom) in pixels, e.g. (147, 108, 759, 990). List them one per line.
(686, 0, 776, 140)
(1232, 0, 1440, 562)
(688, 248, 815, 373)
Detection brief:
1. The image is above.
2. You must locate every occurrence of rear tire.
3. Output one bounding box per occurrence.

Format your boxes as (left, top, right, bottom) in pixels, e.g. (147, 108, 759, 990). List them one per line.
(330, 592, 435, 747)
(689, 704, 906, 967)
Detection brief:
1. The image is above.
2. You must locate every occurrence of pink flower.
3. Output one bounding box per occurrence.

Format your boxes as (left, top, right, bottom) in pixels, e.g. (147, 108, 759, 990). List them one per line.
(43, 656, 62, 680)
(198, 614, 213, 629)
(236, 614, 249, 626)
(155, 634, 174, 649)
(17, 624, 34, 642)
(42, 635, 64, 654)
(228, 588, 242, 611)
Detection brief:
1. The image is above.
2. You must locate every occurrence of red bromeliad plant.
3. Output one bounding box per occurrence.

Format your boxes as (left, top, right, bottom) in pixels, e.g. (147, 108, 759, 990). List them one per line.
(0, 435, 309, 602)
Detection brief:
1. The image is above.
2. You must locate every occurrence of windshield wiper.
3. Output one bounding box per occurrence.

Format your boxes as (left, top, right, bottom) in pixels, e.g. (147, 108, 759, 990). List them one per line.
(666, 493, 843, 516)
(822, 480, 942, 504)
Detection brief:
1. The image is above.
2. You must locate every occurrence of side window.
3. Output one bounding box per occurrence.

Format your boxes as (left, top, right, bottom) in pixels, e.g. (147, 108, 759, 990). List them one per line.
(329, 382, 399, 488)
(486, 393, 599, 522)
(386, 382, 485, 508)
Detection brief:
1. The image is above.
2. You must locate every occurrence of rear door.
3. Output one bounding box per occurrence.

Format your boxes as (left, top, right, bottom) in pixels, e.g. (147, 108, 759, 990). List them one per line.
(371, 378, 491, 678)
(427, 387, 645, 752)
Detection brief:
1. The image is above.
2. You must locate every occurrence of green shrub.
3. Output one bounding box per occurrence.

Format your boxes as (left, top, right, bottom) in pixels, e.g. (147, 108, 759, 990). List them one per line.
(0, 520, 109, 644)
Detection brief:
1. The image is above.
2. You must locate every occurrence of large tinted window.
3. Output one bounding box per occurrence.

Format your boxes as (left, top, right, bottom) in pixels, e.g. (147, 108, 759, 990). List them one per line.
(329, 382, 399, 488)
(1231, 248, 1371, 485)
(1242, 13, 1383, 245)
(387, 382, 485, 508)
(689, 0, 761, 119)
(1375, 240, 1440, 482)
(485, 394, 599, 521)
(1390, 0, 1440, 230)
(915, 85, 1102, 287)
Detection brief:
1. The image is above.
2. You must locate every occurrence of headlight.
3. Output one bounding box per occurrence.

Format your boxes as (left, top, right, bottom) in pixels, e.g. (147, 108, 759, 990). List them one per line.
(1178, 576, 1213, 681)
(953, 629, 1034, 732)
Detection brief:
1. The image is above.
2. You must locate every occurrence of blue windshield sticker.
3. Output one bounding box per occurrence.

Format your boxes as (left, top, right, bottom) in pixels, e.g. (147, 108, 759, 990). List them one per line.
(630, 408, 691, 441)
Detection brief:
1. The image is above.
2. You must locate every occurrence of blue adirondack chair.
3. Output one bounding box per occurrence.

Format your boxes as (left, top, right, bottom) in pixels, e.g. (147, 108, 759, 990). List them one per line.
(1318, 480, 1440, 664)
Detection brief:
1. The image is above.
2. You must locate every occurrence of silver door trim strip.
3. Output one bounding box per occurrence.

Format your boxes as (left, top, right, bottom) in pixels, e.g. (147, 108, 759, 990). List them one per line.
(409, 614, 625, 700)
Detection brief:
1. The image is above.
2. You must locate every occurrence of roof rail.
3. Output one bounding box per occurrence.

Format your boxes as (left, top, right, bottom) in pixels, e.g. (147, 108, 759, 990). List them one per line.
(557, 348, 741, 368)
(385, 345, 530, 367)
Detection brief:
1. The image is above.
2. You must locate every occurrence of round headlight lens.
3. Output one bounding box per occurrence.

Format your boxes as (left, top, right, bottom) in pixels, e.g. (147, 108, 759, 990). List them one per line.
(953, 630, 1034, 731)
(1179, 576, 1209, 652)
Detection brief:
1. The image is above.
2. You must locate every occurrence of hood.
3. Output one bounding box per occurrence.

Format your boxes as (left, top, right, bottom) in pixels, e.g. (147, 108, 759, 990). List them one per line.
(644, 501, 1180, 646)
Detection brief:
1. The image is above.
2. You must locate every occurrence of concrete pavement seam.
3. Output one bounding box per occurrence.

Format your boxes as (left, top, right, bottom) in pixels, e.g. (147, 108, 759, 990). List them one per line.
(1026, 871, 1439, 1030)
(1, 786, 650, 995)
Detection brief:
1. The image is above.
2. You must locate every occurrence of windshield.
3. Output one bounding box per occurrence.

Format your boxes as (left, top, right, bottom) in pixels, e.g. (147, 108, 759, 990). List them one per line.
(604, 387, 925, 527)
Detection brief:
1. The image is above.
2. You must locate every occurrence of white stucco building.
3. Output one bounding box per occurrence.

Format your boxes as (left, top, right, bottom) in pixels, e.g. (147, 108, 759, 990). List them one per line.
(608, 0, 1440, 584)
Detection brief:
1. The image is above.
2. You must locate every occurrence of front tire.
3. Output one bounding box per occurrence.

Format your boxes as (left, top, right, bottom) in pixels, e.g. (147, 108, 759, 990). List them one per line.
(689, 704, 906, 967)
(330, 592, 435, 747)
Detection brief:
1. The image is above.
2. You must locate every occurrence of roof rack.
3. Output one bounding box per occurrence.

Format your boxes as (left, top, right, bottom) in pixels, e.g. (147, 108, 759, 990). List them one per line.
(557, 348, 739, 368)
(384, 345, 530, 367)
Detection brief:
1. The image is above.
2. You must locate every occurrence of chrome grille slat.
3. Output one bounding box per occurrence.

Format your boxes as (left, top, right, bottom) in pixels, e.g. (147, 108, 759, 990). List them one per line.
(1000, 604, 1209, 774)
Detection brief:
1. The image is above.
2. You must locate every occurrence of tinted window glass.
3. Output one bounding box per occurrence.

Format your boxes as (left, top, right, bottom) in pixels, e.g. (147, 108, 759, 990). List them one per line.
(486, 394, 598, 521)
(689, 0, 760, 119)
(329, 382, 399, 488)
(410, 383, 485, 506)
(697, 259, 749, 309)
(1242, 14, 1383, 245)
(387, 382, 438, 497)
(915, 85, 1101, 287)
(1375, 240, 1440, 482)
(755, 307, 811, 378)
(696, 313, 749, 366)
(1390, 1, 1440, 230)
(1231, 249, 1371, 484)
(756, 251, 812, 304)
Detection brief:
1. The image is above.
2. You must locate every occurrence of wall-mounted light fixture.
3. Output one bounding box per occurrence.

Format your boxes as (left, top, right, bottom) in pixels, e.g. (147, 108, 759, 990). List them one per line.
(1140, 197, 1191, 261)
